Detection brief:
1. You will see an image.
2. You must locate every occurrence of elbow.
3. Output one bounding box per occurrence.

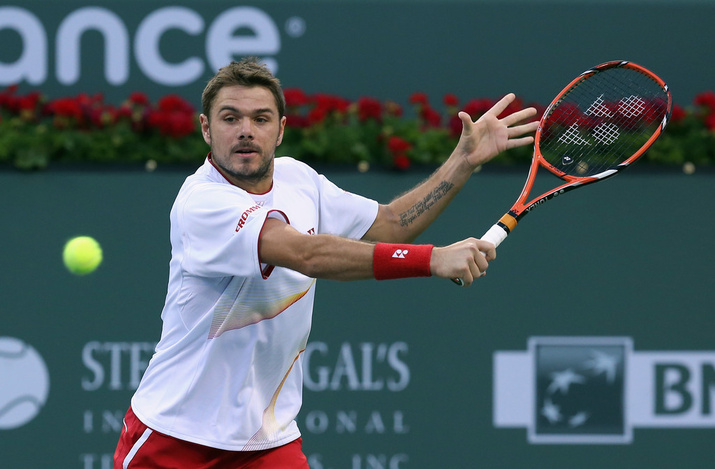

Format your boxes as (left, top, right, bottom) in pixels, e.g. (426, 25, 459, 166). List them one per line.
(366, 205, 417, 243)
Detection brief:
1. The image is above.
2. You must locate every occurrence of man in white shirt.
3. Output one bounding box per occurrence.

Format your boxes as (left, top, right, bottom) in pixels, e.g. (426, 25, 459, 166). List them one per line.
(114, 57, 538, 468)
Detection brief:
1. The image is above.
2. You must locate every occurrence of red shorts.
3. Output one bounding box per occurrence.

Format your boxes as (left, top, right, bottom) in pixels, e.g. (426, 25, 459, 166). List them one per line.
(113, 407, 309, 469)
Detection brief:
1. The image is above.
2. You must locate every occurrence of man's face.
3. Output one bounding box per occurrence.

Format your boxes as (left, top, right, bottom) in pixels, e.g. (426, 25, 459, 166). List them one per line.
(200, 85, 286, 193)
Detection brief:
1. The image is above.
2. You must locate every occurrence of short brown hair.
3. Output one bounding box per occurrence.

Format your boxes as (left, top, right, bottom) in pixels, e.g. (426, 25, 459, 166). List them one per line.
(201, 57, 286, 119)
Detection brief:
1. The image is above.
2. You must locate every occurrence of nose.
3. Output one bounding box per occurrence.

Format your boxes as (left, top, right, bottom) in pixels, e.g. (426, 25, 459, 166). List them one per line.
(238, 118, 254, 139)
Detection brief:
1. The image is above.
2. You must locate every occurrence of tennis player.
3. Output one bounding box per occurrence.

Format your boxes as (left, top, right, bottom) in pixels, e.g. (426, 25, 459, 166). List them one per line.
(113, 57, 537, 468)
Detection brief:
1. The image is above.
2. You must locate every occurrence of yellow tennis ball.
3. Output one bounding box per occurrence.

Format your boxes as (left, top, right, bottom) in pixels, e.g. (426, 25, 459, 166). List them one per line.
(63, 236, 103, 275)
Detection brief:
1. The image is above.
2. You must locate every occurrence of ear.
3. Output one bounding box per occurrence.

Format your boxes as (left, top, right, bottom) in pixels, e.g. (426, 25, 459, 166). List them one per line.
(199, 114, 211, 145)
(276, 115, 287, 146)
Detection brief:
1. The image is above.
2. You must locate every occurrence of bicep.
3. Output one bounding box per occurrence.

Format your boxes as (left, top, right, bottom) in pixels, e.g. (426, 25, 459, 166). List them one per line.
(260, 218, 376, 280)
(258, 218, 306, 269)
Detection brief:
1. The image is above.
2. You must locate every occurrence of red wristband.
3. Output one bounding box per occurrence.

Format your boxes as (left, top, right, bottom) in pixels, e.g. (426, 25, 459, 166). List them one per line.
(373, 243, 434, 280)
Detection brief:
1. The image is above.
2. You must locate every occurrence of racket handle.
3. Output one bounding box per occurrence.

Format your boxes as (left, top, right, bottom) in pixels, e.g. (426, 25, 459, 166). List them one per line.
(450, 224, 509, 287)
(481, 224, 508, 249)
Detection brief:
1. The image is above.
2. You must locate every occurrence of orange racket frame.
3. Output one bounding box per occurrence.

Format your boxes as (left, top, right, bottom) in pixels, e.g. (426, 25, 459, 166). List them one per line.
(483, 60, 671, 249)
(452, 60, 671, 286)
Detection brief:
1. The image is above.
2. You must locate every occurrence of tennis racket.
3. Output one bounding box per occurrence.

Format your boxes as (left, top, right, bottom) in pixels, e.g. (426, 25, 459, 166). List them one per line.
(453, 60, 672, 286)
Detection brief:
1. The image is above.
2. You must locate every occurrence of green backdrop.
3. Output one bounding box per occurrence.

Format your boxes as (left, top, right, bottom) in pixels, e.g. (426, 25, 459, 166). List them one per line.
(4, 0, 715, 107)
(2, 163, 714, 468)
(2, 0, 715, 466)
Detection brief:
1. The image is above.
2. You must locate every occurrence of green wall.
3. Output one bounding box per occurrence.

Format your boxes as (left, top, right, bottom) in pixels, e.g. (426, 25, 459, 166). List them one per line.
(4, 1, 714, 107)
(2, 164, 714, 468)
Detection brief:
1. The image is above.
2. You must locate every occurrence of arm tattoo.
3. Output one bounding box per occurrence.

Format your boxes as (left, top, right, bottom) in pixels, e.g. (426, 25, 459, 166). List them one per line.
(398, 180, 455, 227)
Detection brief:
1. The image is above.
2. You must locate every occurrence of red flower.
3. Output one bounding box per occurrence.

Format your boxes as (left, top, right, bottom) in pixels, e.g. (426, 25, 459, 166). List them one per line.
(421, 106, 441, 127)
(694, 90, 715, 113)
(387, 136, 412, 170)
(393, 153, 411, 171)
(409, 92, 429, 106)
(0, 85, 20, 112)
(529, 102, 547, 122)
(443, 93, 459, 107)
(705, 113, 715, 131)
(128, 91, 150, 107)
(312, 93, 350, 114)
(142, 94, 196, 137)
(357, 97, 382, 122)
(18, 94, 40, 121)
(448, 114, 463, 138)
(307, 106, 327, 125)
(116, 104, 133, 120)
(157, 94, 194, 113)
(148, 107, 196, 138)
(548, 102, 580, 126)
(387, 136, 412, 155)
(284, 88, 309, 108)
(285, 114, 309, 128)
(169, 112, 196, 137)
(89, 105, 119, 128)
(639, 98, 670, 126)
(18, 92, 40, 110)
(463, 98, 494, 118)
(49, 97, 83, 120)
(669, 103, 686, 124)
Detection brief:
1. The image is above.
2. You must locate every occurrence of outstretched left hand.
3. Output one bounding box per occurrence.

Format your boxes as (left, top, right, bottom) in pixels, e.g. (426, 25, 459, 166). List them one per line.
(455, 93, 539, 167)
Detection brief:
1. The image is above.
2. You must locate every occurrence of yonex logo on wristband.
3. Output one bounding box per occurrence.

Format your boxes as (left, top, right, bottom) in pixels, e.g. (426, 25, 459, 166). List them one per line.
(392, 249, 408, 259)
(373, 243, 432, 280)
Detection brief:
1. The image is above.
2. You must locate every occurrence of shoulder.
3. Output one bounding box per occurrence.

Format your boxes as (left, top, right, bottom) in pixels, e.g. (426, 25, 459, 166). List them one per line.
(177, 173, 251, 213)
(275, 156, 318, 177)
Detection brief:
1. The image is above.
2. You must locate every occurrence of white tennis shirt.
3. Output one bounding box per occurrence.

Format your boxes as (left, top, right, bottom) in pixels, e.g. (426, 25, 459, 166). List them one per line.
(131, 156, 378, 451)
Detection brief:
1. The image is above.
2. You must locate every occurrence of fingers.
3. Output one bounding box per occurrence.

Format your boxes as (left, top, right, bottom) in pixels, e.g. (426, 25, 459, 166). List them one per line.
(486, 93, 517, 117)
(505, 137, 532, 151)
(432, 238, 496, 287)
(479, 240, 497, 262)
(458, 111, 474, 136)
(502, 106, 538, 126)
(508, 120, 540, 136)
(504, 113, 539, 150)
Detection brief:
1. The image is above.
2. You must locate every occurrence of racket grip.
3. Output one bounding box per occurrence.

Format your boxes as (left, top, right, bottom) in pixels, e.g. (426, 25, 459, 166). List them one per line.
(481, 224, 509, 249)
(450, 224, 509, 287)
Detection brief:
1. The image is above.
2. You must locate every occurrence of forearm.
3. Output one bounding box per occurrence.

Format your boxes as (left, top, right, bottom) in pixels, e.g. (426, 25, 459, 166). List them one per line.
(260, 219, 493, 286)
(364, 154, 476, 243)
(289, 234, 376, 281)
(364, 97, 538, 244)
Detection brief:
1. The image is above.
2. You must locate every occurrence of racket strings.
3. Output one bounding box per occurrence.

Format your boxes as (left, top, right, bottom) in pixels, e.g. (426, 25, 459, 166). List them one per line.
(539, 67, 668, 177)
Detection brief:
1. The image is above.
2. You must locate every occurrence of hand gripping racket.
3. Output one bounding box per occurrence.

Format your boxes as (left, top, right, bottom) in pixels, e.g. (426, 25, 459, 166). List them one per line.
(454, 60, 672, 286)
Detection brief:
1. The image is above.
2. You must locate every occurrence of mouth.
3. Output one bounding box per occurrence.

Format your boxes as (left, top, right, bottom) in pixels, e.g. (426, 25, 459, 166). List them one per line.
(232, 145, 260, 158)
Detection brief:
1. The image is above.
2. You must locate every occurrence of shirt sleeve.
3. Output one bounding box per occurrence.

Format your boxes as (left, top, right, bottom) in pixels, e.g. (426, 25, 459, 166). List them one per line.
(177, 183, 288, 278)
(316, 174, 379, 239)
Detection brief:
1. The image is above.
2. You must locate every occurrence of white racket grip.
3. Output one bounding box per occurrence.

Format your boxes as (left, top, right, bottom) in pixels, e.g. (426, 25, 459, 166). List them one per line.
(481, 224, 508, 250)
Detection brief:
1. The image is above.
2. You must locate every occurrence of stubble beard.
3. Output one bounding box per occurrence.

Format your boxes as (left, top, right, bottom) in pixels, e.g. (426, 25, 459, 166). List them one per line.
(214, 145, 275, 189)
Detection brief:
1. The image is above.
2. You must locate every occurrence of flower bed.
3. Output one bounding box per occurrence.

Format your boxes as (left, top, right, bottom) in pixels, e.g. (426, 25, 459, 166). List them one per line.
(0, 85, 713, 171)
